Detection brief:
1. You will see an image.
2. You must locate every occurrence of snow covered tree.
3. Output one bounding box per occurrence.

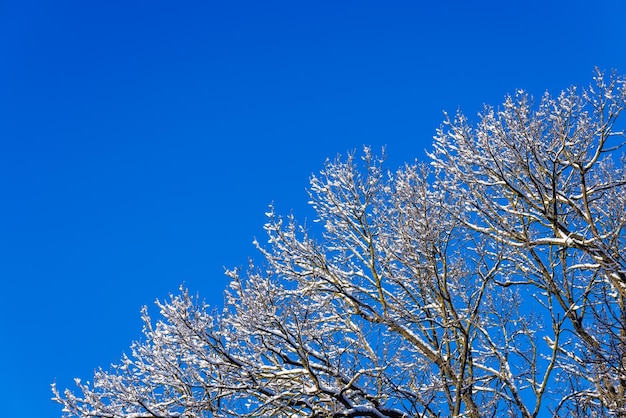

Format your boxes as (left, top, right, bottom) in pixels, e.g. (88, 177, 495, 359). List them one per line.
(53, 70, 626, 417)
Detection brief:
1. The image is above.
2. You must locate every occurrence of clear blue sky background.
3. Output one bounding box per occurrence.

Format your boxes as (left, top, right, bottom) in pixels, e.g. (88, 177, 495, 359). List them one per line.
(1, 1, 625, 416)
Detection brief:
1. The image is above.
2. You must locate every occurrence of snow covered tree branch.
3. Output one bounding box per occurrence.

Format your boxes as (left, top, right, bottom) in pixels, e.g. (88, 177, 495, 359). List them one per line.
(54, 70, 626, 417)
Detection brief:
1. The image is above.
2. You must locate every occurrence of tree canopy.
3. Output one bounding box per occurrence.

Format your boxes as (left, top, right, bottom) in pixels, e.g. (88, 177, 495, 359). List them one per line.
(54, 70, 626, 417)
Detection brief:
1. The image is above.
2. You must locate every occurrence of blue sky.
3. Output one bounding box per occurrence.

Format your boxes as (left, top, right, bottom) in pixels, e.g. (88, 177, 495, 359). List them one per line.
(1, 1, 625, 416)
